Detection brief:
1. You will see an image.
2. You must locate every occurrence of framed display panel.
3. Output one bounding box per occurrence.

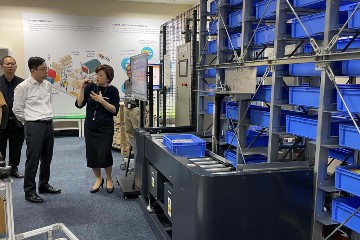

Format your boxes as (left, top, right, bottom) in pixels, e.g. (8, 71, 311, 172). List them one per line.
(130, 53, 148, 101)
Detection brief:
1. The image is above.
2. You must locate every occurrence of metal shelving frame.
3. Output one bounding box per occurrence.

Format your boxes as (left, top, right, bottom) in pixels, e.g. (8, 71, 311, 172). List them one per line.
(197, 0, 360, 239)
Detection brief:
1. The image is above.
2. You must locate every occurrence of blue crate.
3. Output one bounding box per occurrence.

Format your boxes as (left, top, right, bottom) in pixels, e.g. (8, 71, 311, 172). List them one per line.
(332, 197, 360, 233)
(289, 63, 320, 76)
(341, 3, 360, 29)
(210, 0, 218, 15)
(335, 165, 360, 196)
(256, 66, 273, 76)
(209, 20, 218, 34)
(225, 130, 269, 147)
(337, 37, 360, 50)
(294, 0, 355, 9)
(291, 12, 347, 38)
(286, 115, 350, 139)
(163, 134, 206, 158)
(342, 60, 360, 76)
(256, 0, 277, 19)
(207, 83, 216, 96)
(224, 150, 267, 166)
(253, 85, 289, 102)
(339, 124, 360, 150)
(329, 148, 354, 164)
(229, 0, 242, 6)
(225, 102, 239, 120)
(206, 69, 216, 78)
(249, 107, 303, 127)
(208, 39, 217, 54)
(337, 88, 360, 113)
(228, 33, 242, 49)
(207, 102, 214, 114)
(289, 86, 321, 107)
(229, 10, 243, 28)
(254, 25, 275, 45)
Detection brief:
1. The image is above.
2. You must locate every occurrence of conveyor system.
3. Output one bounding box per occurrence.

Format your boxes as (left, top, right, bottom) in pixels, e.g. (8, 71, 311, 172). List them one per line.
(134, 128, 314, 240)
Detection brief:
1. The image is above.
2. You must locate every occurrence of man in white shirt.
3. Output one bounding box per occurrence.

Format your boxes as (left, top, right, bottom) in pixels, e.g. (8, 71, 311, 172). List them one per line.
(13, 57, 61, 203)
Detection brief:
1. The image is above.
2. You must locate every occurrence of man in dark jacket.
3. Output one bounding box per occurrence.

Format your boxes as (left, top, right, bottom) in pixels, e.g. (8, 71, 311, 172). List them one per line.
(0, 56, 25, 178)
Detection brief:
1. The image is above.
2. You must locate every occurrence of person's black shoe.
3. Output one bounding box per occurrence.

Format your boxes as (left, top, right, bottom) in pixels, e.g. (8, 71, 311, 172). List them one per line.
(0, 166, 12, 179)
(25, 193, 44, 203)
(38, 186, 61, 194)
(11, 171, 24, 178)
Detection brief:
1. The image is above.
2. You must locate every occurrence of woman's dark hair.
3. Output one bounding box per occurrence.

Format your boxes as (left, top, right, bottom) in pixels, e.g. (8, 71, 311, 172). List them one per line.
(28, 57, 45, 71)
(95, 64, 114, 82)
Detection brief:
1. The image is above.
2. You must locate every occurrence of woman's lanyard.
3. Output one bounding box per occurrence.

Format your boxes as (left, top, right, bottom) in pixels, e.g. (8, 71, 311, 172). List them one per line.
(92, 85, 109, 121)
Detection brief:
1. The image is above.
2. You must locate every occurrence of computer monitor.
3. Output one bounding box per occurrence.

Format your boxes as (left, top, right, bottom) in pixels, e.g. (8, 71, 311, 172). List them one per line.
(149, 64, 161, 88)
(130, 53, 148, 101)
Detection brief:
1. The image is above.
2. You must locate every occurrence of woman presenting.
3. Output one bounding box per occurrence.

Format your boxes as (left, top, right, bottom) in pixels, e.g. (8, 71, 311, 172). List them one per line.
(76, 64, 120, 193)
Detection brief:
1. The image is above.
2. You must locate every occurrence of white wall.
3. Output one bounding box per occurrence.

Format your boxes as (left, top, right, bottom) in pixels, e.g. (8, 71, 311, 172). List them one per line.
(0, 0, 192, 78)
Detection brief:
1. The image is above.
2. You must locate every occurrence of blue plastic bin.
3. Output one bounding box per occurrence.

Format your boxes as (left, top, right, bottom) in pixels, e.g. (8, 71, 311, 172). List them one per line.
(210, 0, 218, 15)
(337, 37, 360, 50)
(207, 102, 214, 114)
(337, 88, 360, 113)
(256, 66, 272, 77)
(342, 60, 360, 76)
(229, 0, 242, 6)
(225, 102, 239, 120)
(289, 63, 320, 76)
(294, 0, 355, 9)
(341, 3, 360, 29)
(335, 165, 360, 196)
(207, 83, 216, 96)
(291, 12, 347, 38)
(163, 134, 206, 158)
(329, 148, 354, 164)
(256, 0, 277, 19)
(225, 130, 269, 147)
(228, 33, 242, 49)
(206, 69, 216, 78)
(286, 115, 350, 139)
(339, 124, 360, 150)
(253, 85, 289, 102)
(208, 39, 217, 54)
(332, 197, 360, 233)
(254, 25, 275, 45)
(249, 107, 304, 127)
(289, 86, 322, 107)
(209, 20, 218, 34)
(224, 150, 267, 166)
(229, 10, 242, 28)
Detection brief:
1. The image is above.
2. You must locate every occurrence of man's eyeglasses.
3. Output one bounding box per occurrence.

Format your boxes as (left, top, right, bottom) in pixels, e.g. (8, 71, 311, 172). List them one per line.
(3, 63, 16, 66)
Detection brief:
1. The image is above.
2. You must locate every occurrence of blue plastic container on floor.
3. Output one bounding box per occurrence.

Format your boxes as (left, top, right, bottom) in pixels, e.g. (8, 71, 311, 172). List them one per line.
(339, 124, 360, 150)
(229, 0, 242, 6)
(209, 20, 218, 35)
(329, 148, 354, 164)
(286, 115, 350, 139)
(291, 12, 347, 38)
(341, 3, 360, 29)
(206, 69, 216, 78)
(208, 39, 217, 54)
(229, 10, 242, 28)
(225, 130, 269, 147)
(256, 0, 277, 19)
(228, 33, 242, 49)
(335, 165, 360, 196)
(332, 197, 360, 233)
(253, 85, 289, 102)
(163, 134, 206, 158)
(337, 88, 360, 113)
(254, 25, 275, 45)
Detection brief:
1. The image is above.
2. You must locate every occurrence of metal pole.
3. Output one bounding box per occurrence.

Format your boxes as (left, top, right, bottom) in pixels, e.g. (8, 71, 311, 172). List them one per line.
(191, 9, 198, 127)
(148, 66, 154, 127)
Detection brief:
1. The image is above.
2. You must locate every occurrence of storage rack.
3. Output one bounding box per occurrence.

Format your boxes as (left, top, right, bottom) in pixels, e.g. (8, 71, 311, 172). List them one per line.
(197, 0, 360, 239)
